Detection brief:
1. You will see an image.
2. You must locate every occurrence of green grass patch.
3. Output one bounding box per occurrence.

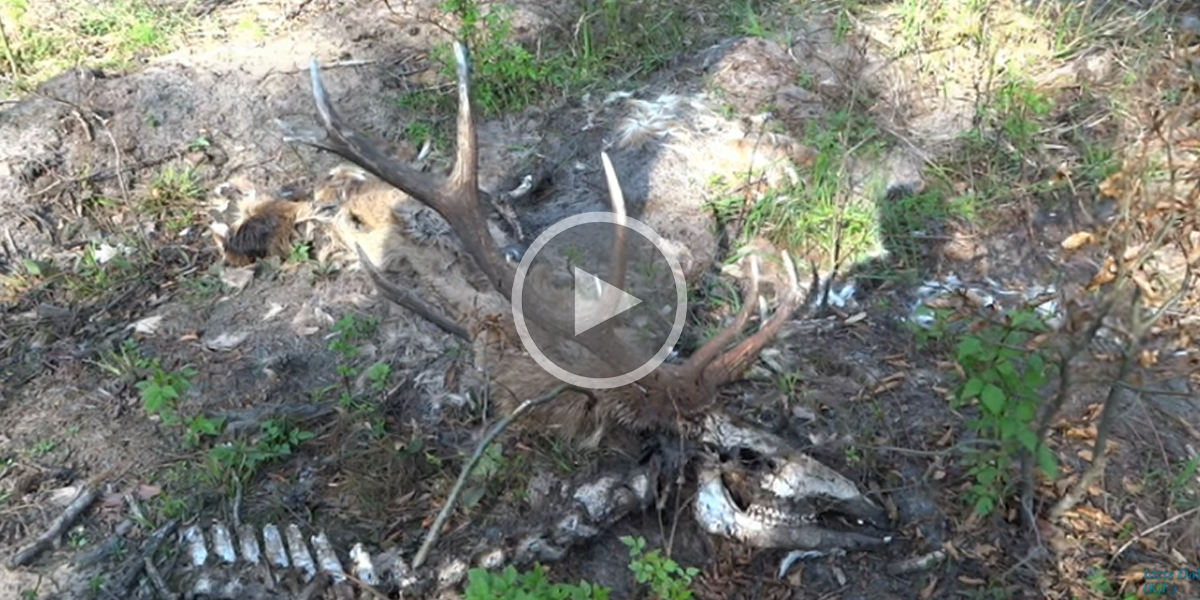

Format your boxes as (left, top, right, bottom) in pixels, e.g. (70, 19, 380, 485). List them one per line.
(0, 0, 194, 94)
(400, 0, 788, 118)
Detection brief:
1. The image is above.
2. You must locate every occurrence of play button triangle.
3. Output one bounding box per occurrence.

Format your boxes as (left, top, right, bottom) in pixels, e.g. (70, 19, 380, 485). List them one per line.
(573, 267, 642, 336)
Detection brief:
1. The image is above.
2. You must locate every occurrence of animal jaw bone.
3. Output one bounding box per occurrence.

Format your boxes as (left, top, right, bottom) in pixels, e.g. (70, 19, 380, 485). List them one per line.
(697, 411, 893, 562)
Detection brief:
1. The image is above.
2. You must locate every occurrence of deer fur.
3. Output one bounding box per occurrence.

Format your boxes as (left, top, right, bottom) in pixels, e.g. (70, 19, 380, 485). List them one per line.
(210, 178, 323, 267)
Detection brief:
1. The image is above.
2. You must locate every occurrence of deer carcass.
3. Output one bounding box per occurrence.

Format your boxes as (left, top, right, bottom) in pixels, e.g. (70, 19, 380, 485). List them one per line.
(275, 39, 893, 578)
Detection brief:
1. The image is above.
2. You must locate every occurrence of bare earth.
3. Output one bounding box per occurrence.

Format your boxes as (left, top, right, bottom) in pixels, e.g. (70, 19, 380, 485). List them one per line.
(1, 1, 1198, 599)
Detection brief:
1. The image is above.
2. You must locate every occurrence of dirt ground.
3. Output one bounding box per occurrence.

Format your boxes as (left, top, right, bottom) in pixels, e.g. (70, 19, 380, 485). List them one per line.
(1, 0, 1199, 599)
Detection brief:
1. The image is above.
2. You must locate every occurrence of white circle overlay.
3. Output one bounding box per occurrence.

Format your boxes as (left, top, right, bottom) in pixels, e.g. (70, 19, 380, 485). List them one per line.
(511, 212, 687, 390)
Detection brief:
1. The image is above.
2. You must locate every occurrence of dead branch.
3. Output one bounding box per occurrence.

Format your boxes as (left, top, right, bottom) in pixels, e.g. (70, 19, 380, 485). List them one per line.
(7, 484, 100, 568)
(1050, 269, 1193, 520)
(413, 383, 594, 569)
(105, 519, 178, 598)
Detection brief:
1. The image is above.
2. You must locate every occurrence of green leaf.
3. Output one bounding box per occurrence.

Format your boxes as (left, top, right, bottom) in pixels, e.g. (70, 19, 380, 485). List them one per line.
(999, 418, 1017, 440)
(980, 384, 1006, 414)
(957, 335, 983, 361)
(1017, 428, 1039, 452)
(960, 377, 985, 401)
(1037, 444, 1059, 478)
(1027, 352, 1045, 375)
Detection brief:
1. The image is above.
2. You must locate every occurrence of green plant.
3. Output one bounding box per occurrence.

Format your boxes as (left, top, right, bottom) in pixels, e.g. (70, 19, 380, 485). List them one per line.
(949, 307, 1058, 516)
(621, 536, 698, 600)
(203, 420, 314, 489)
(137, 362, 198, 427)
(464, 564, 610, 600)
(427, 0, 568, 115)
(137, 360, 225, 448)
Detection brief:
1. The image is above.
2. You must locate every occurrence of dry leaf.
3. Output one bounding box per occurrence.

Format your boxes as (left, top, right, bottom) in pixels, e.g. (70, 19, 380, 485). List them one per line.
(1122, 477, 1144, 494)
(204, 331, 250, 352)
(958, 576, 986, 586)
(137, 484, 162, 500)
(844, 311, 867, 325)
(1078, 449, 1094, 462)
(1099, 172, 1124, 197)
(920, 575, 938, 598)
(131, 315, 165, 336)
(941, 540, 963, 561)
(1087, 256, 1117, 290)
(1061, 231, 1095, 250)
(936, 427, 955, 447)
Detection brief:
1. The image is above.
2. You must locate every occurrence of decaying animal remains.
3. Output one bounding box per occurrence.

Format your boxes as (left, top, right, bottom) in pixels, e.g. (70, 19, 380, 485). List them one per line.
(209, 179, 327, 267)
(277, 60, 801, 445)
(272, 39, 895, 577)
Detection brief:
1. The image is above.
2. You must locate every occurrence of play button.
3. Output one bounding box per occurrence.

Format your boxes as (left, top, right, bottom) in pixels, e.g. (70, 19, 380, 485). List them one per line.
(511, 204, 687, 390)
(573, 267, 642, 335)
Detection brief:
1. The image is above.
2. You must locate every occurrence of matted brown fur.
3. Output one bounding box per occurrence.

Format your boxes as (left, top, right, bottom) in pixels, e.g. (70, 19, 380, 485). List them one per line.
(218, 199, 311, 267)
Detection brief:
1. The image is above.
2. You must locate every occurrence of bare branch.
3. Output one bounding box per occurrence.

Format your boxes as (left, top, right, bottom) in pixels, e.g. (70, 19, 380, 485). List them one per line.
(413, 384, 594, 569)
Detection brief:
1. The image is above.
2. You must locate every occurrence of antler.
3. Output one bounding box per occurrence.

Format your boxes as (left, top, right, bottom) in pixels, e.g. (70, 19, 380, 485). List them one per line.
(281, 40, 805, 418)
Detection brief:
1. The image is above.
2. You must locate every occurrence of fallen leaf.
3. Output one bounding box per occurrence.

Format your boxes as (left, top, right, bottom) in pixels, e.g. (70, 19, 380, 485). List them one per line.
(1122, 477, 1144, 494)
(220, 266, 255, 293)
(1099, 172, 1124, 197)
(958, 576, 985, 586)
(204, 331, 250, 352)
(137, 484, 162, 500)
(130, 315, 165, 336)
(1087, 256, 1117, 290)
(1078, 449, 1094, 461)
(262, 303, 285, 321)
(844, 311, 867, 325)
(1061, 231, 1095, 250)
(920, 575, 938, 598)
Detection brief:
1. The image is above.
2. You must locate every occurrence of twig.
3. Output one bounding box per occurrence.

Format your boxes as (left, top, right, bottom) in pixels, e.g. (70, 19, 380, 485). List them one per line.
(337, 569, 391, 600)
(142, 555, 176, 600)
(27, 152, 177, 199)
(7, 485, 101, 567)
(1050, 269, 1191, 520)
(0, 13, 19, 79)
(1023, 291, 1116, 526)
(887, 550, 947, 575)
(105, 519, 178, 597)
(1108, 505, 1200, 568)
(411, 383, 592, 569)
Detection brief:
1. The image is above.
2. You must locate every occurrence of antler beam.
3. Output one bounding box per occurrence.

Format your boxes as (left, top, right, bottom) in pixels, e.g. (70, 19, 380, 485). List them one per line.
(282, 40, 806, 415)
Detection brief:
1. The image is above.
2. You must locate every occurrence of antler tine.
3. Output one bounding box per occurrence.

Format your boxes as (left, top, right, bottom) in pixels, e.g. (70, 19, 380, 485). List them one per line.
(302, 59, 443, 206)
(355, 244, 471, 341)
(597, 152, 631, 338)
(296, 46, 516, 297)
(684, 254, 761, 372)
(702, 250, 802, 386)
(448, 41, 478, 201)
